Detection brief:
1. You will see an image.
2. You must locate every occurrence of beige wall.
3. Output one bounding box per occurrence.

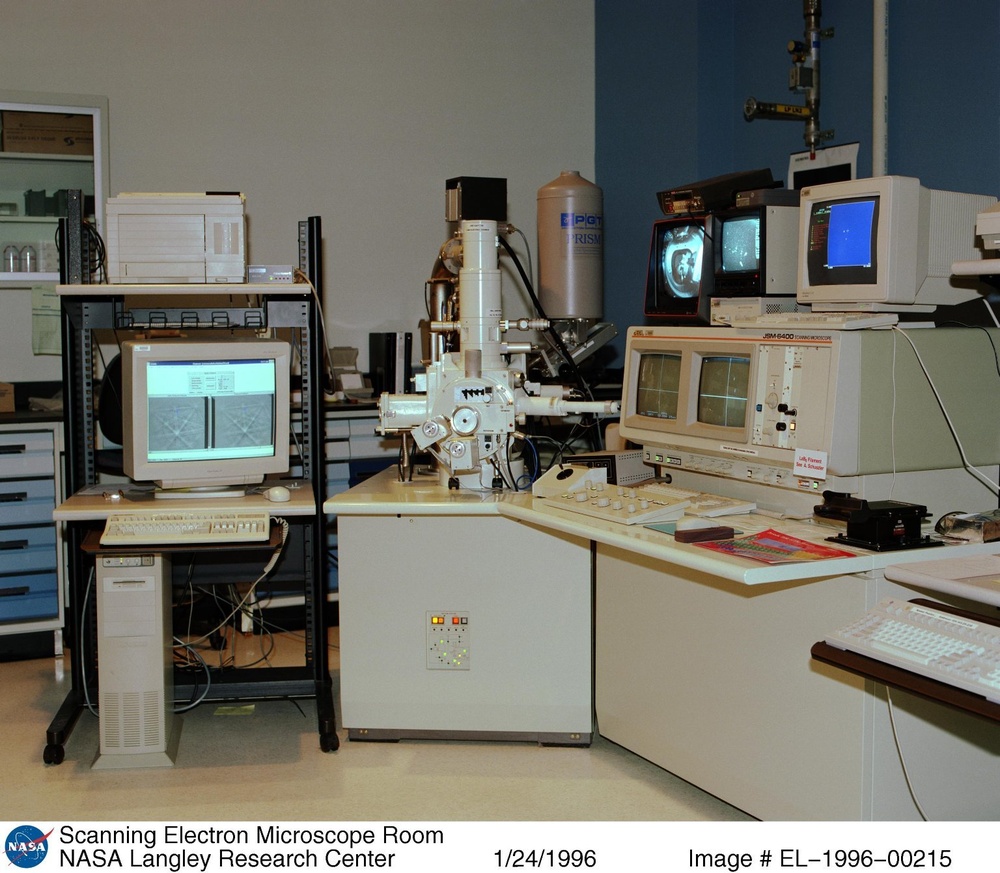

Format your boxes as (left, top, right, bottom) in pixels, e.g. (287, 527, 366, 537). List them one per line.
(3, 0, 595, 371)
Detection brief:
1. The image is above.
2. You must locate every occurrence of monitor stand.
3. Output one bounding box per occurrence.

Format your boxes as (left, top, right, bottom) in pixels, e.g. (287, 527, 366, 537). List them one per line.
(153, 485, 248, 500)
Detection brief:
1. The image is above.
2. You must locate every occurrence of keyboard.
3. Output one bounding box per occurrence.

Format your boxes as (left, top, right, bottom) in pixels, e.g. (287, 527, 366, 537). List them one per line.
(538, 480, 754, 526)
(731, 311, 899, 331)
(640, 481, 757, 518)
(825, 598, 1000, 703)
(100, 509, 271, 546)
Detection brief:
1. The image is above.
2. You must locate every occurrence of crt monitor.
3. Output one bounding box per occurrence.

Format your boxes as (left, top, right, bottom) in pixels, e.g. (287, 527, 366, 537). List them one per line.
(644, 215, 713, 323)
(797, 175, 996, 311)
(713, 204, 799, 297)
(122, 338, 291, 494)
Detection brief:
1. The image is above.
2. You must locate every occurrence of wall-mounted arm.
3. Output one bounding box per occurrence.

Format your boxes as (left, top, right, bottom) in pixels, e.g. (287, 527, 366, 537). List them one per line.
(744, 0, 834, 157)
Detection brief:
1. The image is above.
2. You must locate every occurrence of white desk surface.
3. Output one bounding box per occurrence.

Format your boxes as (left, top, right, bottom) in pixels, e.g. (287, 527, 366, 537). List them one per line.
(55, 480, 316, 521)
(325, 469, 1000, 589)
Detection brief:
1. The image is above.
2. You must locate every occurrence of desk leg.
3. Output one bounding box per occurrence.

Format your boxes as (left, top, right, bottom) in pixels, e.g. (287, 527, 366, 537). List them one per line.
(44, 688, 85, 765)
(316, 677, 339, 752)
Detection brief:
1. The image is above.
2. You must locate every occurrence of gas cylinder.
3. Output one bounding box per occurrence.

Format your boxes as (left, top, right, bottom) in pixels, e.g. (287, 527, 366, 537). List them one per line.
(536, 170, 603, 320)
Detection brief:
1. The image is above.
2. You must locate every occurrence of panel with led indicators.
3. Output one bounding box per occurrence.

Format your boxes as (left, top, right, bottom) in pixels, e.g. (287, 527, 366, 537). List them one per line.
(426, 611, 470, 670)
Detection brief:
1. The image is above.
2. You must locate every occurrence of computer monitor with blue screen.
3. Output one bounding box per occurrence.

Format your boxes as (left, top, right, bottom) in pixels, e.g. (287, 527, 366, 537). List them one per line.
(797, 175, 995, 311)
(123, 338, 291, 495)
(644, 215, 713, 323)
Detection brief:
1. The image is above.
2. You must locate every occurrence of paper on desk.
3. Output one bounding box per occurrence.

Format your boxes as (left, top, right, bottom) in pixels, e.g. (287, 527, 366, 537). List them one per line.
(31, 285, 61, 355)
(695, 528, 858, 564)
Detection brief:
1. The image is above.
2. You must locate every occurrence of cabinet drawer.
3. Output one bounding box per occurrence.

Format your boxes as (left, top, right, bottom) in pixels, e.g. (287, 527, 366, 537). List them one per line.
(326, 419, 352, 439)
(348, 417, 379, 436)
(0, 525, 57, 574)
(0, 478, 56, 526)
(326, 440, 351, 460)
(350, 434, 398, 458)
(0, 431, 55, 479)
(0, 571, 59, 624)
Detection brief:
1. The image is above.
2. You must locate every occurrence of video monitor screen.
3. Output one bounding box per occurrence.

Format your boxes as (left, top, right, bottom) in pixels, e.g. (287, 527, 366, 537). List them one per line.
(644, 217, 713, 322)
(658, 224, 705, 299)
(145, 358, 278, 463)
(719, 215, 760, 273)
(806, 196, 879, 285)
(635, 352, 682, 420)
(697, 355, 750, 428)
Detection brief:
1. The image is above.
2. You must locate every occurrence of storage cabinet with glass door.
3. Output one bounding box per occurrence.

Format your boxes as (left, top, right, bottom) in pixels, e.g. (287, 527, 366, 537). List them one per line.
(0, 91, 109, 285)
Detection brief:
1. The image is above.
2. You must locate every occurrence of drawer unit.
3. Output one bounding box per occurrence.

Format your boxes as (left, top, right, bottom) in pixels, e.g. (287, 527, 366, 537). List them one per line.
(0, 478, 57, 526)
(0, 525, 57, 575)
(0, 571, 59, 623)
(0, 422, 64, 636)
(0, 430, 55, 478)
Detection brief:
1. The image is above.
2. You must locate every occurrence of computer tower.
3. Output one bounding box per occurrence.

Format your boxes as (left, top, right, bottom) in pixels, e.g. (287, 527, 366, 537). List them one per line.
(92, 553, 179, 769)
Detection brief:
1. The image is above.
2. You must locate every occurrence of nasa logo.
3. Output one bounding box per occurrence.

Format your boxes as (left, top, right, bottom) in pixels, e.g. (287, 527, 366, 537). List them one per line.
(5, 826, 53, 868)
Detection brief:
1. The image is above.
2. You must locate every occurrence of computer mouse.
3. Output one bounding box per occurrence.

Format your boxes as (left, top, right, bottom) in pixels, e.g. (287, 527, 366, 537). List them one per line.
(264, 485, 291, 503)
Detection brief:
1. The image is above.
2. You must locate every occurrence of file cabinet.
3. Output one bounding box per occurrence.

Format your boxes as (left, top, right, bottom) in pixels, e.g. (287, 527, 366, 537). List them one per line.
(0, 422, 64, 638)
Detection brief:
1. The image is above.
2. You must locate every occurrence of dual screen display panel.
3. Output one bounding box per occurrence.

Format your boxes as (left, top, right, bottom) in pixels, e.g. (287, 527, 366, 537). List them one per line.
(635, 350, 750, 432)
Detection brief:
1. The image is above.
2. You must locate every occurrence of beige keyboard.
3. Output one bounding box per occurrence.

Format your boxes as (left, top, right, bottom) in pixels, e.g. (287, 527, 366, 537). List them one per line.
(101, 509, 271, 546)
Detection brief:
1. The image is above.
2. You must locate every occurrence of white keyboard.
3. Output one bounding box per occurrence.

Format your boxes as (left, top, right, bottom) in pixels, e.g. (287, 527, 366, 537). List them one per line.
(101, 509, 271, 546)
(732, 311, 899, 331)
(641, 482, 757, 518)
(825, 598, 1000, 703)
(538, 480, 754, 526)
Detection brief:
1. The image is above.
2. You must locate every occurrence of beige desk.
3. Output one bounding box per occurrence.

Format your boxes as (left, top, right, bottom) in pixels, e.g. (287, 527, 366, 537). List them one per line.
(54, 480, 316, 523)
(327, 469, 1000, 820)
(45, 481, 338, 765)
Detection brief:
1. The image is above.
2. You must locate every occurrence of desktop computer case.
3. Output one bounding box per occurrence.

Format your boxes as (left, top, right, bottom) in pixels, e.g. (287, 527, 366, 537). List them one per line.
(93, 553, 177, 768)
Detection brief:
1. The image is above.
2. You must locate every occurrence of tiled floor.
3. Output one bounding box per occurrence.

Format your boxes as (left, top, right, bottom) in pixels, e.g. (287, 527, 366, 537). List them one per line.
(1, 626, 752, 822)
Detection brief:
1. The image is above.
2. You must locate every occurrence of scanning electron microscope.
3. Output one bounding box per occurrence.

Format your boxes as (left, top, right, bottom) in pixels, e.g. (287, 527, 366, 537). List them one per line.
(376, 217, 619, 490)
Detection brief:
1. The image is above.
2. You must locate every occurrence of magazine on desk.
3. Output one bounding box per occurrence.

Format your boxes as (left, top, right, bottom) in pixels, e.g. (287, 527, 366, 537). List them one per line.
(695, 528, 858, 564)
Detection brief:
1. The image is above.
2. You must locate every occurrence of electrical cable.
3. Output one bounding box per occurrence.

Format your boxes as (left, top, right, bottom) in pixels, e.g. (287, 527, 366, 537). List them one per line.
(885, 688, 930, 820)
(179, 518, 290, 649)
(889, 325, 1000, 497)
(79, 567, 99, 717)
(496, 234, 595, 403)
(171, 640, 212, 712)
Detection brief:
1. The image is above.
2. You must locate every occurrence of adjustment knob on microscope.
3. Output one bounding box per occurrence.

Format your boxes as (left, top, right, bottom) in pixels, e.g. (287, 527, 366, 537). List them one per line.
(451, 406, 481, 436)
(422, 420, 443, 439)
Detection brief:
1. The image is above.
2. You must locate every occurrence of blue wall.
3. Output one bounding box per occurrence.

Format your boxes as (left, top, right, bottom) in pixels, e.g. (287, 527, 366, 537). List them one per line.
(596, 0, 1000, 358)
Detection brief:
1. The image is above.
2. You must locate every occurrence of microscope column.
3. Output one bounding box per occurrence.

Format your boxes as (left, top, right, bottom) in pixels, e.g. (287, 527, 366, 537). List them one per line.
(458, 220, 504, 371)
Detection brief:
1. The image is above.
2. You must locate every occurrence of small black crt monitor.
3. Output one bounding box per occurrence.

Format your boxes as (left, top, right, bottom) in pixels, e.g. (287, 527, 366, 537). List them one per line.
(643, 214, 713, 324)
(712, 204, 799, 298)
